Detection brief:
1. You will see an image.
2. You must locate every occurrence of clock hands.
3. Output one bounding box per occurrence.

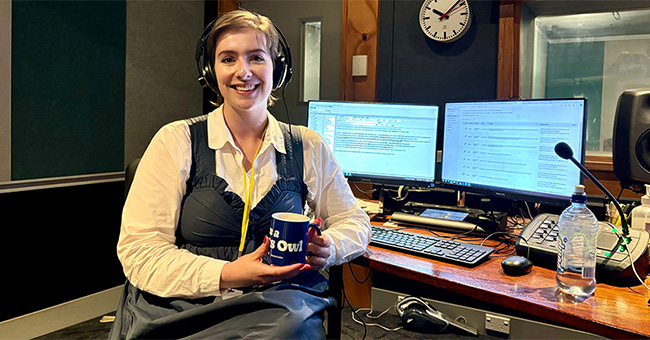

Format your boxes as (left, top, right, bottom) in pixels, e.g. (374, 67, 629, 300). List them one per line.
(432, 9, 446, 18)
(436, 0, 465, 20)
(419, 0, 472, 42)
(444, 0, 464, 16)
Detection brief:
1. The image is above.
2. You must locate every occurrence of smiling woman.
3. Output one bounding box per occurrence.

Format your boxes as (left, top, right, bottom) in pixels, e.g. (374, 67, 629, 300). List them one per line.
(109, 8, 371, 340)
(215, 27, 275, 132)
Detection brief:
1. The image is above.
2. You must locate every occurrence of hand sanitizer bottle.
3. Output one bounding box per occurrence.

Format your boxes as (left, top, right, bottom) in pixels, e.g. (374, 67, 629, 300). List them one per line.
(630, 184, 650, 258)
(630, 184, 650, 232)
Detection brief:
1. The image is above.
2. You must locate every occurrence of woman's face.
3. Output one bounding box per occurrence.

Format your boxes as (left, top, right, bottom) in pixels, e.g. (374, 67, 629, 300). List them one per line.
(214, 27, 274, 115)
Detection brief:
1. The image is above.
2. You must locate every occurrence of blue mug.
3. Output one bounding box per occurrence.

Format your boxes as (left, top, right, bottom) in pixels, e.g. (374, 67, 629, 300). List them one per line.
(268, 212, 321, 266)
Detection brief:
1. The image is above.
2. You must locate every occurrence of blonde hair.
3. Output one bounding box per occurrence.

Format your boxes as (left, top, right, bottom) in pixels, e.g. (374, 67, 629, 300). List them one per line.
(206, 9, 281, 106)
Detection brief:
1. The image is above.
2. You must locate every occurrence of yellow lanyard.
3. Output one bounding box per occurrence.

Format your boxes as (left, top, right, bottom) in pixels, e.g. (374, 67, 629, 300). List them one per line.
(238, 127, 267, 258)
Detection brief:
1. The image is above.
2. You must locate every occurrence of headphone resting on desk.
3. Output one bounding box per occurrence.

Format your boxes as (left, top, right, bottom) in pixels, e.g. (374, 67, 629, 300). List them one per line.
(396, 296, 449, 333)
(195, 14, 293, 94)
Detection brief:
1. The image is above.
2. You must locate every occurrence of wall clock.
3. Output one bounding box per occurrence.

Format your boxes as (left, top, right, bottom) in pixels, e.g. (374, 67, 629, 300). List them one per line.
(419, 0, 472, 43)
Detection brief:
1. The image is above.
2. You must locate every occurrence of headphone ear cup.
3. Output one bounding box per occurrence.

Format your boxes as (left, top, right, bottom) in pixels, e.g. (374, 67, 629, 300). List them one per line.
(202, 56, 219, 94)
(396, 296, 431, 317)
(273, 55, 287, 90)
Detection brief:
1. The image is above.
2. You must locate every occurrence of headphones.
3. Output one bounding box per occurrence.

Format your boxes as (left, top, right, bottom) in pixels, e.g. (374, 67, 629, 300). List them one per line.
(195, 13, 293, 94)
(396, 296, 449, 333)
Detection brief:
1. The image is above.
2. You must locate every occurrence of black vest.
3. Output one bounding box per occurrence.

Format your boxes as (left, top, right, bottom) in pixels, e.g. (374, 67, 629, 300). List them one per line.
(176, 115, 308, 262)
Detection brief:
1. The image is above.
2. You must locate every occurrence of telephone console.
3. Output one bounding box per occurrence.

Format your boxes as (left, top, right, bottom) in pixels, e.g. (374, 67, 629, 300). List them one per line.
(516, 213, 649, 285)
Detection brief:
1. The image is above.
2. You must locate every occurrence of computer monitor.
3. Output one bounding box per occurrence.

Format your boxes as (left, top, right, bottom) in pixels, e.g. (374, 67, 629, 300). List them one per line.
(440, 98, 587, 206)
(307, 100, 439, 188)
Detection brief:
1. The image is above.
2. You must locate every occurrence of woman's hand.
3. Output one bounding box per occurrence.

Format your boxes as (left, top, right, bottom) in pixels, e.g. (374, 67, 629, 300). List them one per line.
(306, 227, 331, 271)
(220, 236, 311, 289)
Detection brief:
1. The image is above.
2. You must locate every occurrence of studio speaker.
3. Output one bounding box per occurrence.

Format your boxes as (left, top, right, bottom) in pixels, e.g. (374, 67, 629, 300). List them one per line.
(612, 89, 650, 193)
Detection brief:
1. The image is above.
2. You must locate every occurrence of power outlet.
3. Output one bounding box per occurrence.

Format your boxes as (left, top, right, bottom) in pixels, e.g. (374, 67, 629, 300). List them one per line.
(485, 313, 510, 334)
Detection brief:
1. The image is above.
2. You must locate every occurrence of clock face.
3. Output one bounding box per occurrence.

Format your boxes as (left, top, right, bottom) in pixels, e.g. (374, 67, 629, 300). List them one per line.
(419, 0, 471, 43)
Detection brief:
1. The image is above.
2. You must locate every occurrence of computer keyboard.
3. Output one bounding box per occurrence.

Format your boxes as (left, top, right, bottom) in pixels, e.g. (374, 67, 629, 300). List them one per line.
(370, 225, 494, 266)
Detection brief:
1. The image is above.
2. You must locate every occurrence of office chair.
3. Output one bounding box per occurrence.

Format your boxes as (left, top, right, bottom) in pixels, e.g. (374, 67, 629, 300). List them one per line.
(123, 158, 140, 202)
(122, 158, 343, 338)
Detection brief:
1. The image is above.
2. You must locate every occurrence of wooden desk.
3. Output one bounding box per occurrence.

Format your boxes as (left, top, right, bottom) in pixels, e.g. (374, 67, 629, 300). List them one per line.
(355, 222, 650, 339)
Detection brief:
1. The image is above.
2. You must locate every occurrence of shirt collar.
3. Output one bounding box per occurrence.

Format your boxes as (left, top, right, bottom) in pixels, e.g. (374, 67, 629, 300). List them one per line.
(207, 106, 286, 154)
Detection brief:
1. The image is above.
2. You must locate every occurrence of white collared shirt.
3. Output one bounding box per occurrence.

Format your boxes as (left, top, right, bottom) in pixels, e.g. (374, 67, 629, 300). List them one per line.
(117, 106, 371, 298)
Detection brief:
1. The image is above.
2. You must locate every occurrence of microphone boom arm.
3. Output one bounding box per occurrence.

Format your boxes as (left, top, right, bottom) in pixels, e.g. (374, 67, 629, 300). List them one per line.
(567, 155, 630, 236)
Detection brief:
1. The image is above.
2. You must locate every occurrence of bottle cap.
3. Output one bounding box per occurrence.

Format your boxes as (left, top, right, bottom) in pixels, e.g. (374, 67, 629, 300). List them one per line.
(642, 184, 650, 205)
(571, 184, 587, 203)
(642, 195, 650, 205)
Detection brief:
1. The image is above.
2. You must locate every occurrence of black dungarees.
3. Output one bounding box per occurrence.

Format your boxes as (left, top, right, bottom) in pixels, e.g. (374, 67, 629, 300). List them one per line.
(109, 115, 331, 340)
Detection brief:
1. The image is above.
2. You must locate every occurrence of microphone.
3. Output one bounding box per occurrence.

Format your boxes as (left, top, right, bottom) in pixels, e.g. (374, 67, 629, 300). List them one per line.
(554, 142, 630, 236)
(554, 142, 649, 285)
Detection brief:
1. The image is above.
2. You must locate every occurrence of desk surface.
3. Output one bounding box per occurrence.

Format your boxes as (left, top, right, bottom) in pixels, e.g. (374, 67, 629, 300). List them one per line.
(357, 221, 650, 339)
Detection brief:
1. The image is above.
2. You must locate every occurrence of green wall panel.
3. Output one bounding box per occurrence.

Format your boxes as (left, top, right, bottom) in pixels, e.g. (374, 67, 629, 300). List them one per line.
(545, 42, 605, 152)
(12, 0, 125, 180)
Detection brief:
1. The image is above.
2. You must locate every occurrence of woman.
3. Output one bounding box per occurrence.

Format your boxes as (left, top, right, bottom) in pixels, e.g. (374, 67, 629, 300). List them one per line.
(109, 9, 371, 339)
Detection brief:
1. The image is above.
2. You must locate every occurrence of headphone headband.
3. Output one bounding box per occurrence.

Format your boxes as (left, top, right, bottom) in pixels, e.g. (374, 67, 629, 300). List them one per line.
(195, 13, 293, 95)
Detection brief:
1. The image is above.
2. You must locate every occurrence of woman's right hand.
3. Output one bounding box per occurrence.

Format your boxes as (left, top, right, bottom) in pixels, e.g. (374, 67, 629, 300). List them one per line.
(219, 236, 311, 289)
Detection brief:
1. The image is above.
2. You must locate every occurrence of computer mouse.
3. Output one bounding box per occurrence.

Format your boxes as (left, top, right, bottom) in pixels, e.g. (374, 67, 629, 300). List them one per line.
(501, 255, 533, 276)
(397, 297, 449, 333)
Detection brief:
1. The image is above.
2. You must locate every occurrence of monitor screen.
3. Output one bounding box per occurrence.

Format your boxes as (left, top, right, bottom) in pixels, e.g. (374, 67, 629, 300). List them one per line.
(307, 100, 439, 188)
(441, 98, 587, 205)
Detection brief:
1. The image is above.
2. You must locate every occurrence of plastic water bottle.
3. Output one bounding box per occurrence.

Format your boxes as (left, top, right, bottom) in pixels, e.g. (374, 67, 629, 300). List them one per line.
(556, 185, 597, 296)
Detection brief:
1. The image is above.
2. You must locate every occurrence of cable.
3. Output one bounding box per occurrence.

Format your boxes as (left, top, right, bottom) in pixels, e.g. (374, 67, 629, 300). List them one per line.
(523, 201, 533, 220)
(351, 307, 403, 332)
(385, 186, 409, 202)
(616, 229, 650, 297)
(352, 182, 375, 200)
(347, 262, 372, 284)
(515, 231, 532, 259)
(342, 282, 367, 340)
(351, 295, 407, 333)
(383, 186, 435, 202)
(617, 187, 624, 201)
(280, 84, 304, 182)
(448, 225, 480, 241)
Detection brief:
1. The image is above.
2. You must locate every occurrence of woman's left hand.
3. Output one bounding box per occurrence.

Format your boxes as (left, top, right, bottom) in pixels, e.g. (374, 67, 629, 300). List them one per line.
(306, 227, 331, 271)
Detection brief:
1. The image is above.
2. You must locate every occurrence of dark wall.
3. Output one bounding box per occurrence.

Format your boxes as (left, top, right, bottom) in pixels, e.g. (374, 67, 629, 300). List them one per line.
(0, 182, 125, 322)
(11, 1, 126, 181)
(377, 0, 500, 105)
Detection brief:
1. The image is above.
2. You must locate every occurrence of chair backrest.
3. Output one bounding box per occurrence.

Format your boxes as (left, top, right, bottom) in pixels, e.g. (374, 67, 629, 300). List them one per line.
(124, 158, 141, 202)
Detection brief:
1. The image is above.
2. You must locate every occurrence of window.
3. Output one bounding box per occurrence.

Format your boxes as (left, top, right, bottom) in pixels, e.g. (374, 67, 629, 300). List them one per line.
(301, 20, 321, 102)
(521, 5, 650, 156)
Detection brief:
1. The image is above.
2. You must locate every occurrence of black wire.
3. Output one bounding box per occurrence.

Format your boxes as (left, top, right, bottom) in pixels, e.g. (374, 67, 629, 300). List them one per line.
(353, 181, 376, 194)
(514, 201, 531, 221)
(385, 188, 409, 202)
(348, 262, 372, 284)
(342, 282, 367, 340)
(449, 225, 480, 240)
(352, 182, 374, 200)
(617, 187, 624, 201)
(280, 83, 304, 181)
